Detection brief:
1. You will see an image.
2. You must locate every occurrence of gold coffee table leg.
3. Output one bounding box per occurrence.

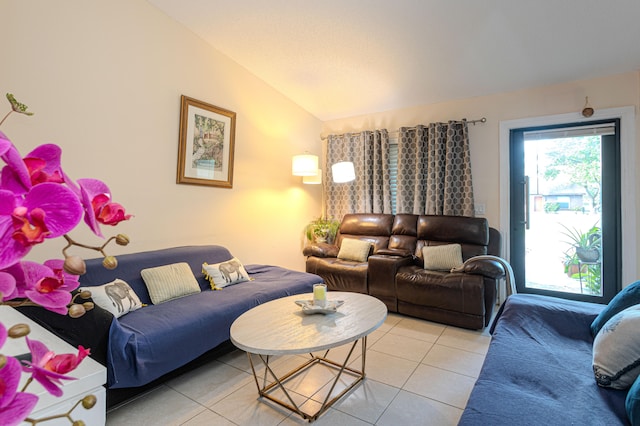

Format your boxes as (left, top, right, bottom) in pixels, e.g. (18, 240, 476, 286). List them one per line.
(247, 337, 367, 422)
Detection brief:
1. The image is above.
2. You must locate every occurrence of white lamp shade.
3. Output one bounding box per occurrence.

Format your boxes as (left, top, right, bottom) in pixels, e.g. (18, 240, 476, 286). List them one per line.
(332, 161, 356, 183)
(303, 169, 322, 184)
(292, 154, 319, 176)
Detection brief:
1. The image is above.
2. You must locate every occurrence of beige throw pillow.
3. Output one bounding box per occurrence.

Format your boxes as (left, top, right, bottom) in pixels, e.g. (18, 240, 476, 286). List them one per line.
(337, 238, 372, 262)
(141, 262, 201, 304)
(423, 244, 463, 271)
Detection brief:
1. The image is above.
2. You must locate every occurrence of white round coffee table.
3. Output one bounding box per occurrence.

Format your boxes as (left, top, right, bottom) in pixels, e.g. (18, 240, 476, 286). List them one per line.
(230, 291, 387, 422)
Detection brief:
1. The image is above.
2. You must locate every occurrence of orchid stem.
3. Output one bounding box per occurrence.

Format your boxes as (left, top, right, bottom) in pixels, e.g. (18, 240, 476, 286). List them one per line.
(0, 110, 12, 127)
(62, 234, 116, 258)
(20, 377, 33, 393)
(2, 300, 41, 308)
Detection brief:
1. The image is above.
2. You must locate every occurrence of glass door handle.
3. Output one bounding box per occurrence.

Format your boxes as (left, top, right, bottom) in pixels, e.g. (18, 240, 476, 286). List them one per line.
(524, 176, 530, 230)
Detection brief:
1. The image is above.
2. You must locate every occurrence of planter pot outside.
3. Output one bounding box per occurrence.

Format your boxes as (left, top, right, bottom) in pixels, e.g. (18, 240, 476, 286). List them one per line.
(576, 247, 600, 263)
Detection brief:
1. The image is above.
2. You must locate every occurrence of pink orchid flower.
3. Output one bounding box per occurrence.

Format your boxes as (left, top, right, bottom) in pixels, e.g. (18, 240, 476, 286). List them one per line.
(16, 260, 80, 315)
(0, 136, 66, 195)
(21, 337, 88, 398)
(77, 178, 131, 237)
(22, 144, 65, 186)
(0, 323, 39, 426)
(0, 132, 31, 194)
(0, 356, 39, 426)
(0, 270, 17, 301)
(0, 183, 83, 270)
(43, 345, 90, 375)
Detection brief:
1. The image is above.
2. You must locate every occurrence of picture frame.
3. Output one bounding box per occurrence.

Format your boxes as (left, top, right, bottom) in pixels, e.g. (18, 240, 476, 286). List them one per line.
(177, 95, 236, 188)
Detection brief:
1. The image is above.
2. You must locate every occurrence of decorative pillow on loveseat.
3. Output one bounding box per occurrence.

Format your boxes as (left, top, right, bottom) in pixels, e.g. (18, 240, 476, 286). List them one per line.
(593, 304, 640, 389)
(202, 257, 251, 290)
(140, 262, 201, 304)
(81, 278, 143, 318)
(591, 280, 640, 336)
(423, 244, 463, 271)
(337, 238, 372, 262)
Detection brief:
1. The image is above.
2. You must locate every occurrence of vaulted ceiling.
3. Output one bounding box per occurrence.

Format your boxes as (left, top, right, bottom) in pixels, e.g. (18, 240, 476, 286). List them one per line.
(147, 0, 640, 121)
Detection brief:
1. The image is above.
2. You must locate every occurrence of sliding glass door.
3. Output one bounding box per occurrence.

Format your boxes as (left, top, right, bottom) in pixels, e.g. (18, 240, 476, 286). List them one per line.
(509, 120, 621, 303)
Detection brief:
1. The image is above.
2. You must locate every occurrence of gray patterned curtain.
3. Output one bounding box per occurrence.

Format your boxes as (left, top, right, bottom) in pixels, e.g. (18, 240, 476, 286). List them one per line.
(396, 121, 475, 216)
(325, 130, 391, 219)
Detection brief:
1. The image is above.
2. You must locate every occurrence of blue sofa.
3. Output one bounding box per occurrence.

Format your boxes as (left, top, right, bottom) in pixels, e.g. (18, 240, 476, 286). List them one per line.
(459, 294, 628, 425)
(20, 245, 322, 392)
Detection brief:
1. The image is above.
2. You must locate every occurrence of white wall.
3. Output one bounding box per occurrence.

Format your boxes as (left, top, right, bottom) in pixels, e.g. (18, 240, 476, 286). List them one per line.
(1, 0, 322, 271)
(322, 71, 640, 279)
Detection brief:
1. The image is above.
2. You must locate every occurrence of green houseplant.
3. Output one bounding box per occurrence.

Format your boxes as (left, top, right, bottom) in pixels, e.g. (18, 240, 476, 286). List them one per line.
(560, 223, 601, 263)
(560, 223, 602, 294)
(304, 217, 340, 244)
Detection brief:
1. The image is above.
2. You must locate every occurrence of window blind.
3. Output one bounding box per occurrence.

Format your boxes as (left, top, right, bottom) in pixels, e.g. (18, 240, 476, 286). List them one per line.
(524, 124, 615, 141)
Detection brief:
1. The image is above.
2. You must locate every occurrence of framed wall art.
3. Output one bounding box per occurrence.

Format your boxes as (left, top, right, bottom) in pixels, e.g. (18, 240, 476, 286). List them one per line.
(177, 95, 236, 188)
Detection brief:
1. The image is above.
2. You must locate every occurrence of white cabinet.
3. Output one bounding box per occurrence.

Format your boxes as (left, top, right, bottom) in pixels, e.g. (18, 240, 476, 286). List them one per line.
(0, 306, 106, 426)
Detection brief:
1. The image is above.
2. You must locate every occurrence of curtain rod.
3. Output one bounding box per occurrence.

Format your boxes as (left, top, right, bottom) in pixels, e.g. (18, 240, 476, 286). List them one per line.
(405, 117, 487, 129)
(321, 117, 487, 140)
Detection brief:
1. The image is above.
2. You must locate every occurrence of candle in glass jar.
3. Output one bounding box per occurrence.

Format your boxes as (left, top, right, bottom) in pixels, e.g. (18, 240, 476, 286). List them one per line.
(313, 284, 327, 307)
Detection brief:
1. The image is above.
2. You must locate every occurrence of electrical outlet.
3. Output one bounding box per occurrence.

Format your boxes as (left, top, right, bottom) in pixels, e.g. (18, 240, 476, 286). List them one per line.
(474, 203, 486, 216)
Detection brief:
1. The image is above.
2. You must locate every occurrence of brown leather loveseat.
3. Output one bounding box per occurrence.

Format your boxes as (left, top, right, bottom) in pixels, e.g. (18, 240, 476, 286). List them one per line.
(303, 213, 505, 329)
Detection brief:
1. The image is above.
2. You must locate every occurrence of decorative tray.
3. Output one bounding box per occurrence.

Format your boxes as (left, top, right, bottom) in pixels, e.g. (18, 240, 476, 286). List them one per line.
(295, 299, 344, 315)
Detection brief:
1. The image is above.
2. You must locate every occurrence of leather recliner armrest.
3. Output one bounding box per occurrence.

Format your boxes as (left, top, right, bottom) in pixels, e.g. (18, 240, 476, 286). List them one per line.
(375, 248, 413, 257)
(303, 242, 339, 258)
(457, 258, 506, 279)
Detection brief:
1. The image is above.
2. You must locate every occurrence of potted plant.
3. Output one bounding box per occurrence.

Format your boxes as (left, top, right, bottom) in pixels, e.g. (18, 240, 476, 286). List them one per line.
(304, 217, 340, 244)
(560, 223, 601, 263)
(563, 250, 581, 277)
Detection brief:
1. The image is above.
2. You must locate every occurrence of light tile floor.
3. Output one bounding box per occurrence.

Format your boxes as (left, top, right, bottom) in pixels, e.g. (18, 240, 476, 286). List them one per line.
(106, 313, 492, 425)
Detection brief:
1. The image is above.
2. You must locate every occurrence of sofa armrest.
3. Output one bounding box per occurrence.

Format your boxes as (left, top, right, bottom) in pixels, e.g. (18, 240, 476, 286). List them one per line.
(458, 257, 506, 279)
(303, 242, 339, 258)
(368, 254, 414, 309)
(17, 300, 114, 366)
(375, 248, 413, 257)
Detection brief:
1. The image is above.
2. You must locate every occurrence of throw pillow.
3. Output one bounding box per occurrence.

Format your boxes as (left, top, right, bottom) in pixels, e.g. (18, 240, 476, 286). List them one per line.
(202, 257, 251, 290)
(593, 304, 640, 389)
(80, 279, 143, 318)
(423, 244, 463, 271)
(337, 238, 372, 262)
(140, 262, 201, 304)
(591, 280, 640, 336)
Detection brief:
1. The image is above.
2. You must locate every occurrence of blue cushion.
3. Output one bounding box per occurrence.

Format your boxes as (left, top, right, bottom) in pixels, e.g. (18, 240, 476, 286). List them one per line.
(627, 374, 640, 425)
(591, 280, 640, 336)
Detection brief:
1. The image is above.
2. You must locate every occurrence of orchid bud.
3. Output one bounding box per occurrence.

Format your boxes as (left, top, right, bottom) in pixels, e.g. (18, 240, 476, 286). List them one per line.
(82, 394, 97, 409)
(115, 234, 130, 246)
(64, 255, 87, 275)
(72, 421, 86, 426)
(102, 256, 118, 270)
(0, 355, 6, 369)
(68, 304, 86, 318)
(79, 290, 92, 299)
(83, 301, 95, 311)
(8, 323, 30, 338)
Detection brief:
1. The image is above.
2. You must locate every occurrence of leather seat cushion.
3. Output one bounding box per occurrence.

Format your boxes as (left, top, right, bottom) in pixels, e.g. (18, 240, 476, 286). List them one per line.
(396, 265, 484, 316)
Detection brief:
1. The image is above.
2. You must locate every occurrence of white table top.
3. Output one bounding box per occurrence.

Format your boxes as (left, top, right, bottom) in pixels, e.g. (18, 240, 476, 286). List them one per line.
(230, 292, 387, 355)
(0, 306, 106, 412)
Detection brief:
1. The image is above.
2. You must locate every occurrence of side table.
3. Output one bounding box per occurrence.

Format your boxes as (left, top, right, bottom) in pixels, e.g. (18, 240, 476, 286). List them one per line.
(0, 306, 106, 426)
